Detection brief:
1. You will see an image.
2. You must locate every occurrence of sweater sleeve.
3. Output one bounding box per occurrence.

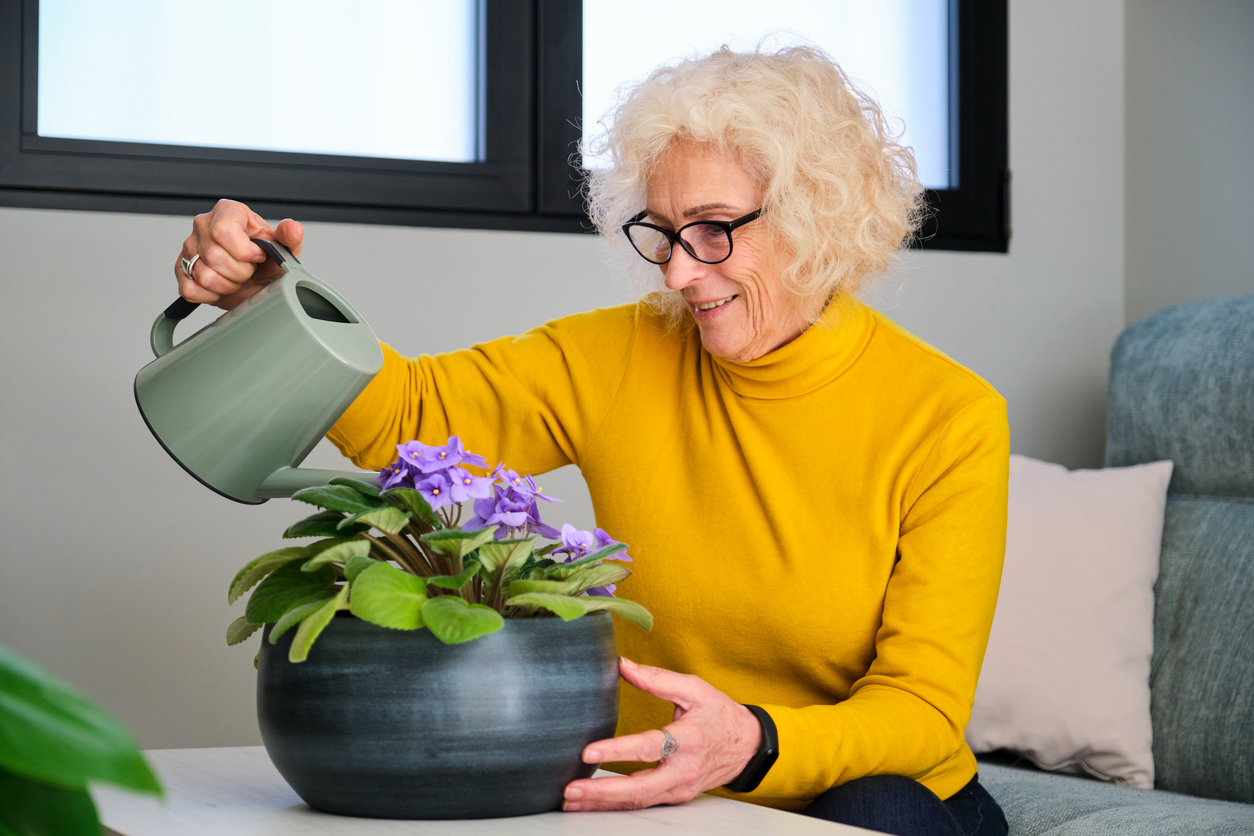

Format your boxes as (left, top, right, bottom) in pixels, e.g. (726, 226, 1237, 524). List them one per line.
(326, 305, 638, 477)
(751, 394, 1010, 803)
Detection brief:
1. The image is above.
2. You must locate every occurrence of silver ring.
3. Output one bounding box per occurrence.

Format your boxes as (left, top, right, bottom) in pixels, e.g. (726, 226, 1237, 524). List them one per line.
(660, 729, 679, 759)
(181, 253, 201, 280)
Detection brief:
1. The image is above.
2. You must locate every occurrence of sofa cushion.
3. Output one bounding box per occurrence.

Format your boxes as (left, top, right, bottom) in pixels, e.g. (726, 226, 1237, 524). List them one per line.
(1148, 497, 1254, 804)
(978, 761, 1254, 836)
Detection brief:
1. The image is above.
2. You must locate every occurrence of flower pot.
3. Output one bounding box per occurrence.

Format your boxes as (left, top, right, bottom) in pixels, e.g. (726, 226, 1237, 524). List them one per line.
(257, 610, 619, 819)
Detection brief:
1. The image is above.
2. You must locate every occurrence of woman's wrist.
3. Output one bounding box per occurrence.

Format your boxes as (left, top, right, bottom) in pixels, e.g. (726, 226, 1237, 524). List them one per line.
(724, 705, 779, 793)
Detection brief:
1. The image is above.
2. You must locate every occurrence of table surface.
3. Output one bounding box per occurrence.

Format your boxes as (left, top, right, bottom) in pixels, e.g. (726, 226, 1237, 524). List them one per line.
(95, 747, 868, 835)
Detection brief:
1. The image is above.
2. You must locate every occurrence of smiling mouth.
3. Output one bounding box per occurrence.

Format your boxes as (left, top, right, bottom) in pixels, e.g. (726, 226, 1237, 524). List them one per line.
(693, 295, 738, 311)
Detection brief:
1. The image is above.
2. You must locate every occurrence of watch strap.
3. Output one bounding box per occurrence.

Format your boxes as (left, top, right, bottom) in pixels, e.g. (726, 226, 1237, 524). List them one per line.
(723, 704, 779, 794)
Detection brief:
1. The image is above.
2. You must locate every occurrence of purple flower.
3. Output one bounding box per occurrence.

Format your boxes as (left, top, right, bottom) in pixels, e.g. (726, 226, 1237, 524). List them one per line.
(584, 584, 617, 598)
(553, 524, 631, 562)
(375, 461, 409, 490)
(446, 466, 494, 503)
(465, 491, 531, 533)
(396, 436, 488, 475)
(415, 471, 455, 509)
(492, 465, 560, 503)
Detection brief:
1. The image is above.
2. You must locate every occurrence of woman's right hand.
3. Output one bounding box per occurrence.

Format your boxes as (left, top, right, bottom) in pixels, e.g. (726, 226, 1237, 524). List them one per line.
(175, 199, 305, 310)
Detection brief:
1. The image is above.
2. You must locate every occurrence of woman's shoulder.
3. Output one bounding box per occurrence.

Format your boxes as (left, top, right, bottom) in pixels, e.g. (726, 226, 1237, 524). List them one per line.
(863, 306, 1004, 407)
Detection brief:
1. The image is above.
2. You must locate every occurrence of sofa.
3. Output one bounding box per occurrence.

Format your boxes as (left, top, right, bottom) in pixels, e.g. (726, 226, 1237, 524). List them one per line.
(976, 295, 1254, 834)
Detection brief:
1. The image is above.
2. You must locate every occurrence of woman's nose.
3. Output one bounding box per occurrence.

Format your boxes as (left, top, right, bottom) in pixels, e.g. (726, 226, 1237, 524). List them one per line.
(662, 245, 706, 291)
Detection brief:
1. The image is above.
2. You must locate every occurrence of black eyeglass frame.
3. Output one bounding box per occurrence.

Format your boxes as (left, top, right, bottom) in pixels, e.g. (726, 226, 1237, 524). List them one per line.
(621, 208, 763, 265)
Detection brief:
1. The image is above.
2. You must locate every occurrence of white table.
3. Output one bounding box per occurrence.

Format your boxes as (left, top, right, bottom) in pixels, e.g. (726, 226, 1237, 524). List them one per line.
(96, 747, 868, 835)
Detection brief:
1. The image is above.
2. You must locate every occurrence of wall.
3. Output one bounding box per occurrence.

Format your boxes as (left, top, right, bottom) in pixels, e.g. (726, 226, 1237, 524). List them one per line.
(0, 0, 1126, 749)
(1124, 0, 1254, 324)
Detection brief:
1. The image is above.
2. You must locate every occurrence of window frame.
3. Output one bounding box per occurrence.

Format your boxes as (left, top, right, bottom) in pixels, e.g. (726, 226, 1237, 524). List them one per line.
(0, 0, 1008, 250)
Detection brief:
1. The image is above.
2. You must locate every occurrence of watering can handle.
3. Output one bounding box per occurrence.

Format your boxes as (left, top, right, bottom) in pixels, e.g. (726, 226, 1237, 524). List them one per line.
(149, 239, 298, 358)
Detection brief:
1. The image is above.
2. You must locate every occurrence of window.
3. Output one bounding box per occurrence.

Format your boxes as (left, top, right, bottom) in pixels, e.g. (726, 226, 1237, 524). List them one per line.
(0, 0, 1008, 250)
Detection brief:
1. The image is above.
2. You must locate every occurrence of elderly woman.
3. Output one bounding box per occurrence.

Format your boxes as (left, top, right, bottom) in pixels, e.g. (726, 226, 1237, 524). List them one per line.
(174, 47, 1009, 836)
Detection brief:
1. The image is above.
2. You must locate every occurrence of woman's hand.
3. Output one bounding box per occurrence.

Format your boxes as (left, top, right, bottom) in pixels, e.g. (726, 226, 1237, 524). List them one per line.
(562, 658, 762, 811)
(175, 199, 305, 310)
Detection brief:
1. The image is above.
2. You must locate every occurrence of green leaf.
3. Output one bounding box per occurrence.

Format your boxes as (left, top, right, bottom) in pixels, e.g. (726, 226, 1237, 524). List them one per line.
(420, 527, 497, 559)
(0, 767, 102, 836)
(226, 617, 262, 646)
(343, 554, 380, 582)
(517, 556, 559, 580)
(268, 594, 337, 644)
(349, 563, 428, 630)
(0, 646, 161, 795)
(340, 506, 411, 535)
(562, 561, 632, 595)
(581, 596, 654, 631)
(291, 485, 383, 514)
(386, 488, 440, 528)
(245, 561, 336, 624)
(288, 585, 348, 663)
(329, 476, 383, 498)
(421, 596, 504, 644)
(504, 592, 589, 621)
(302, 539, 370, 571)
(228, 546, 309, 604)
(283, 509, 367, 539)
(544, 543, 630, 578)
(477, 538, 534, 573)
(506, 578, 571, 597)
(426, 559, 481, 591)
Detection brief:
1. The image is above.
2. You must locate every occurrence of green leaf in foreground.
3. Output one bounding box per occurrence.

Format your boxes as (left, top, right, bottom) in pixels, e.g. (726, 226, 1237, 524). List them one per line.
(422, 596, 504, 644)
(269, 595, 336, 644)
(421, 527, 497, 560)
(245, 561, 336, 624)
(506, 578, 571, 597)
(349, 563, 428, 630)
(0, 646, 161, 795)
(477, 538, 534, 573)
(283, 509, 366, 539)
(302, 539, 370, 571)
(427, 559, 481, 590)
(328, 476, 383, 498)
(228, 546, 308, 604)
(562, 561, 632, 595)
(288, 585, 348, 663)
(386, 488, 440, 528)
(544, 543, 630, 578)
(581, 597, 653, 631)
(226, 617, 262, 646)
(340, 506, 410, 535)
(291, 485, 382, 515)
(0, 767, 102, 836)
(343, 554, 379, 582)
(504, 592, 588, 621)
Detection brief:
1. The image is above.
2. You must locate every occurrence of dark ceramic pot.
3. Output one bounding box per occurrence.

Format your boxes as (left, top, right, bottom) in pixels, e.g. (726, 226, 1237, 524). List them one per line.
(257, 610, 619, 819)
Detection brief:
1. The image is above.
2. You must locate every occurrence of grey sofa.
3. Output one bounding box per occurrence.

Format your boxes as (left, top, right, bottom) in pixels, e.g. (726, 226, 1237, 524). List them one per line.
(977, 296, 1254, 835)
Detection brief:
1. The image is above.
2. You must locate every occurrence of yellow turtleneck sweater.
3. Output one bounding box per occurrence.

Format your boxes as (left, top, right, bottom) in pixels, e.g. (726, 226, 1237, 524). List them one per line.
(327, 296, 1009, 811)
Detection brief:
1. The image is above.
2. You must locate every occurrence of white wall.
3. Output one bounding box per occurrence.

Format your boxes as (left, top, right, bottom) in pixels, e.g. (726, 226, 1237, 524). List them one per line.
(0, 0, 1126, 748)
(1124, 0, 1254, 323)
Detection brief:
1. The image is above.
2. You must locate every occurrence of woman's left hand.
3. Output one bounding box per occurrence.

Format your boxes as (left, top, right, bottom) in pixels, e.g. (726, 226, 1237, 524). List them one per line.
(562, 658, 763, 811)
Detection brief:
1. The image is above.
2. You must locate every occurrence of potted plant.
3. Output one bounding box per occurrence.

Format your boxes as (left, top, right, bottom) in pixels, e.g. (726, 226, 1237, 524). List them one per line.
(0, 645, 161, 836)
(226, 436, 652, 819)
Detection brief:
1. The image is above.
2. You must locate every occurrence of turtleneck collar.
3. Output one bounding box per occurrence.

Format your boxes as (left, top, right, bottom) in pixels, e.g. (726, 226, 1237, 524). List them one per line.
(709, 295, 875, 400)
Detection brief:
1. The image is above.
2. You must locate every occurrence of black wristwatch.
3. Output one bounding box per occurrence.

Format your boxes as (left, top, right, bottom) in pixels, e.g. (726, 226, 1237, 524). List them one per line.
(723, 704, 779, 793)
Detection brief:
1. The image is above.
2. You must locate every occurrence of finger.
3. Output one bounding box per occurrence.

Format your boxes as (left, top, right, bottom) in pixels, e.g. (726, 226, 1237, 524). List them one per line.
(208, 208, 270, 266)
(177, 271, 220, 305)
(582, 729, 671, 765)
(618, 658, 713, 709)
(188, 259, 243, 298)
(274, 218, 304, 258)
(563, 767, 695, 812)
(199, 239, 255, 284)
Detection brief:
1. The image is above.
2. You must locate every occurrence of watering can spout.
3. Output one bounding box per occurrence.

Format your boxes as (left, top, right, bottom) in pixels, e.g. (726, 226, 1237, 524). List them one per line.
(134, 239, 385, 504)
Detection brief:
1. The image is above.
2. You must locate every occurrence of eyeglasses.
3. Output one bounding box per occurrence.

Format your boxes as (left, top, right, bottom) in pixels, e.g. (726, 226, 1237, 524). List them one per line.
(621, 209, 762, 265)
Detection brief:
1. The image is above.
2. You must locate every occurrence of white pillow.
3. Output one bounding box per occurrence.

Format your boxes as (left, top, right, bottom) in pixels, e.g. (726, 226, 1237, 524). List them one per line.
(966, 454, 1173, 788)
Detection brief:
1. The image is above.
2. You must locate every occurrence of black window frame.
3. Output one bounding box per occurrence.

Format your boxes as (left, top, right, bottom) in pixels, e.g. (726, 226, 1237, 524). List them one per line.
(0, 0, 1008, 251)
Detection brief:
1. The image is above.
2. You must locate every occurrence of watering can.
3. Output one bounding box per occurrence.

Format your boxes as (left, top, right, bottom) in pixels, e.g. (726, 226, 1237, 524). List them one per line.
(134, 240, 384, 504)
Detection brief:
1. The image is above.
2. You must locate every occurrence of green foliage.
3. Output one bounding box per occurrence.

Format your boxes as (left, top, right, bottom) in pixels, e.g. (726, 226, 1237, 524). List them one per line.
(229, 467, 651, 661)
(245, 561, 336, 624)
(421, 596, 504, 644)
(349, 563, 427, 630)
(0, 645, 160, 836)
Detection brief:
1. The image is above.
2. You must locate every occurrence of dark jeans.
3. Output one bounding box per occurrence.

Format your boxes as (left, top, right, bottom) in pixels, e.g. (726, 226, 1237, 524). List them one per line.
(801, 773, 1008, 836)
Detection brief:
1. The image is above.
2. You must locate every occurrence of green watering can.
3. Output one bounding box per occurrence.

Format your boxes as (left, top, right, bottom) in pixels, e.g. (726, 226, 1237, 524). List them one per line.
(134, 240, 384, 504)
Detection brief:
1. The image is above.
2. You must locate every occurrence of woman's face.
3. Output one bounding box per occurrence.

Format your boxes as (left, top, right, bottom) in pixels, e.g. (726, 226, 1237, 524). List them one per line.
(645, 142, 822, 363)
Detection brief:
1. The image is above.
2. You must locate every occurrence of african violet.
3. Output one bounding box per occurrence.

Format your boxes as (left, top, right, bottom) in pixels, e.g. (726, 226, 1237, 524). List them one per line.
(227, 437, 651, 663)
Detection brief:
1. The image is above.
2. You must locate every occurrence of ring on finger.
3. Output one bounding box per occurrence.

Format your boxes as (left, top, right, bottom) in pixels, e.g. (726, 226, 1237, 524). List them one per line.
(181, 253, 201, 280)
(660, 729, 679, 759)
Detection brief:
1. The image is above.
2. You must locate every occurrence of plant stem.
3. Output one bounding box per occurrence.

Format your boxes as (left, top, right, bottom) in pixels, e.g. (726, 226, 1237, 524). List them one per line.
(363, 534, 415, 574)
(385, 530, 432, 577)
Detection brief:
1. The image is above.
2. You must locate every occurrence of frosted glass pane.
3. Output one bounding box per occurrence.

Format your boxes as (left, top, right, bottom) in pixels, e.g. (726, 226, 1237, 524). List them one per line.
(38, 0, 479, 163)
(583, 0, 950, 189)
